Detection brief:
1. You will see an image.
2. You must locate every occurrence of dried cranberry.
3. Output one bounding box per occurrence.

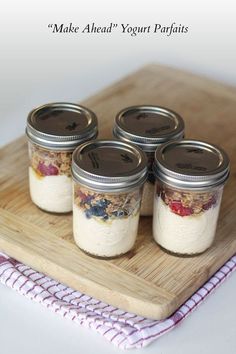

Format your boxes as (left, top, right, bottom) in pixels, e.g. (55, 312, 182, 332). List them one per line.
(203, 196, 217, 210)
(170, 201, 193, 217)
(37, 162, 59, 176)
(77, 190, 88, 201)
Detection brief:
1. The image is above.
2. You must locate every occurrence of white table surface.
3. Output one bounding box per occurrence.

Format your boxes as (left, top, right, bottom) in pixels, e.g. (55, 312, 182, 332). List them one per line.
(0, 271, 235, 354)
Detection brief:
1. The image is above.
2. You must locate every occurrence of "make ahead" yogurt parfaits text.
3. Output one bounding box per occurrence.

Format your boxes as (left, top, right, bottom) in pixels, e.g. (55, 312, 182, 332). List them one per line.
(48, 22, 189, 37)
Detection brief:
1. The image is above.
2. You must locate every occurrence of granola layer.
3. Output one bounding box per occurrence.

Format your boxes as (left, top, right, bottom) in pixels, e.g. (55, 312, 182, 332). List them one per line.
(74, 184, 141, 221)
(156, 184, 220, 217)
(29, 143, 72, 177)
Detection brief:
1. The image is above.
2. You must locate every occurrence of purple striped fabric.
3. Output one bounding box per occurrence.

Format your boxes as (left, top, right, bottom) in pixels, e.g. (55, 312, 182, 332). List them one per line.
(0, 252, 235, 349)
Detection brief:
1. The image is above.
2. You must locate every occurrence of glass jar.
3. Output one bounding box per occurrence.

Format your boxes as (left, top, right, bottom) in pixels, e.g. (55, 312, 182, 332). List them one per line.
(26, 102, 98, 213)
(72, 140, 147, 258)
(113, 105, 184, 216)
(153, 140, 230, 256)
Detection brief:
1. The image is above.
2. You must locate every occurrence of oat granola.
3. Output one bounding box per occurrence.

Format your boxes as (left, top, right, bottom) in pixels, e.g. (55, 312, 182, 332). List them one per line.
(156, 184, 219, 217)
(74, 184, 141, 221)
(29, 143, 72, 177)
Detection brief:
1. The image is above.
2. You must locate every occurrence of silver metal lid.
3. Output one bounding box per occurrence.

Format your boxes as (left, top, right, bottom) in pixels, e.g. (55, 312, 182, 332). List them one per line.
(72, 140, 148, 192)
(113, 105, 185, 152)
(26, 102, 98, 150)
(153, 140, 230, 190)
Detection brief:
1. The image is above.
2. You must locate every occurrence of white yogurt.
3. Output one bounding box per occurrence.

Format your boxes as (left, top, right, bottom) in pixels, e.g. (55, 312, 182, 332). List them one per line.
(73, 204, 139, 257)
(29, 167, 72, 213)
(153, 196, 221, 255)
(140, 181, 154, 216)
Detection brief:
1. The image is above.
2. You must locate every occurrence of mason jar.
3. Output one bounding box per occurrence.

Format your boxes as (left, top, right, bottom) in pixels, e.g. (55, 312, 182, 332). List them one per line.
(26, 102, 98, 213)
(153, 140, 230, 256)
(113, 105, 184, 216)
(72, 140, 147, 258)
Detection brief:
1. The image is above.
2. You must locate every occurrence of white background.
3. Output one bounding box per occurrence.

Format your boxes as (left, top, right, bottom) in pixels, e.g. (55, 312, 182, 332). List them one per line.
(0, 1, 236, 353)
(1, 0, 236, 147)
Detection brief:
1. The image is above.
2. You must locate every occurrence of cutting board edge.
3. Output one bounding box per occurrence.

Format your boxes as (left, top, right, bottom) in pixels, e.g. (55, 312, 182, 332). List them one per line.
(0, 208, 177, 320)
(0, 232, 176, 320)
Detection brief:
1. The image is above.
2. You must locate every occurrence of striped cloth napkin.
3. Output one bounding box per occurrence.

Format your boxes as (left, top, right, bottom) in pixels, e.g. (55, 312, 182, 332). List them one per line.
(0, 252, 235, 349)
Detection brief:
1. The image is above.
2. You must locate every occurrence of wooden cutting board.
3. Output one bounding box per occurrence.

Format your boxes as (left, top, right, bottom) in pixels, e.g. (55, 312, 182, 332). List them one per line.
(0, 64, 236, 320)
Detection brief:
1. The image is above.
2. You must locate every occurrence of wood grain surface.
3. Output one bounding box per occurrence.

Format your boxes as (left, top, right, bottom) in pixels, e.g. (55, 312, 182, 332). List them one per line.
(0, 64, 236, 319)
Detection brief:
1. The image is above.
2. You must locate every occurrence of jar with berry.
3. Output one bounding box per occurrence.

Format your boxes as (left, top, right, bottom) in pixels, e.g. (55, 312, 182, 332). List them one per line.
(26, 102, 98, 213)
(72, 140, 147, 258)
(153, 140, 230, 256)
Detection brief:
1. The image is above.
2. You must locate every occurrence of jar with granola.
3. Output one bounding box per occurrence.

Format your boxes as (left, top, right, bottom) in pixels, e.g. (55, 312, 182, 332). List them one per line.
(26, 102, 98, 213)
(72, 140, 147, 258)
(113, 105, 184, 216)
(153, 140, 230, 256)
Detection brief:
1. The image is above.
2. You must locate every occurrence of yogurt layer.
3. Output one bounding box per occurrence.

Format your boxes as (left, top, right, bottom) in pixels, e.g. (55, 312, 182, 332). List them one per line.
(73, 204, 139, 257)
(140, 181, 154, 216)
(153, 196, 221, 254)
(29, 167, 72, 213)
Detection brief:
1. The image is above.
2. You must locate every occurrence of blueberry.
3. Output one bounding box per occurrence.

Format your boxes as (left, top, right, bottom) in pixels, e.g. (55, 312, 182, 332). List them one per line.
(96, 198, 110, 208)
(113, 210, 126, 217)
(85, 195, 93, 203)
(90, 206, 105, 217)
(85, 209, 92, 219)
(118, 210, 125, 217)
(96, 199, 106, 208)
